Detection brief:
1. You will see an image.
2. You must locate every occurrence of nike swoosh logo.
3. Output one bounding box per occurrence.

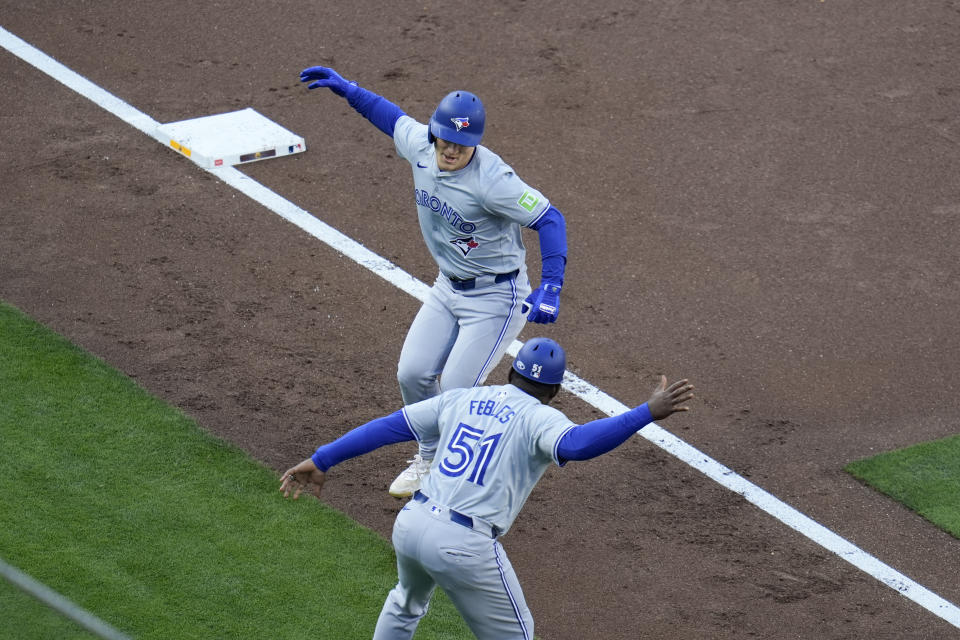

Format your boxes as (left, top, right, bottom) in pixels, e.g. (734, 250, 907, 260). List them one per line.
(417, 162, 428, 168)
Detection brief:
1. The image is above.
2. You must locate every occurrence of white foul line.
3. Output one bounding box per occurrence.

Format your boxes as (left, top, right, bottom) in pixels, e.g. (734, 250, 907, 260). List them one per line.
(0, 557, 132, 640)
(2, 25, 958, 630)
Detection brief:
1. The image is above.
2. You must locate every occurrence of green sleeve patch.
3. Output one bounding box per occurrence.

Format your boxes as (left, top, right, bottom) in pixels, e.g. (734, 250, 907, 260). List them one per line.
(518, 190, 540, 213)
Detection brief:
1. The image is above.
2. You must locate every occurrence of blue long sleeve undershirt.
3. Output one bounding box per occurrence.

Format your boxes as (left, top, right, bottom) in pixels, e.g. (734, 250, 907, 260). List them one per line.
(344, 85, 406, 137)
(529, 205, 568, 286)
(555, 404, 654, 462)
(309, 402, 654, 472)
(311, 410, 414, 471)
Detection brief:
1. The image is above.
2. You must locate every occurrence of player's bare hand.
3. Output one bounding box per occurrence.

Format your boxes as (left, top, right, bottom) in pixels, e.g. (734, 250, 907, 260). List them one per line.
(280, 458, 326, 499)
(646, 375, 694, 420)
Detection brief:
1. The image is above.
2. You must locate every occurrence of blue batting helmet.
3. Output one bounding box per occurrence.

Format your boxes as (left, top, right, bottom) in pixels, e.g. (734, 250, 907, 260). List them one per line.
(428, 90, 485, 147)
(512, 338, 566, 385)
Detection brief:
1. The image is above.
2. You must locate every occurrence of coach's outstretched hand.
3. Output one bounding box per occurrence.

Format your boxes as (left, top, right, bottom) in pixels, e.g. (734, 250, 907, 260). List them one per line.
(299, 66, 356, 97)
(280, 458, 327, 500)
(646, 376, 694, 420)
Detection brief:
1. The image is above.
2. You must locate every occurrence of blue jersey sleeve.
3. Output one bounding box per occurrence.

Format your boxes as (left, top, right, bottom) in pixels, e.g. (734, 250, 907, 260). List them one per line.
(311, 410, 415, 471)
(346, 86, 406, 137)
(555, 404, 653, 462)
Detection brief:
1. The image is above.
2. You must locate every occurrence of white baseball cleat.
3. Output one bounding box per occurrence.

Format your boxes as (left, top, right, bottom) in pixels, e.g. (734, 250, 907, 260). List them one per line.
(389, 454, 431, 498)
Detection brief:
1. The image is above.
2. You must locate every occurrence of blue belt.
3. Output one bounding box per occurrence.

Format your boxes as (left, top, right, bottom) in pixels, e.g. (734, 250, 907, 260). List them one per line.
(448, 269, 519, 291)
(413, 490, 500, 538)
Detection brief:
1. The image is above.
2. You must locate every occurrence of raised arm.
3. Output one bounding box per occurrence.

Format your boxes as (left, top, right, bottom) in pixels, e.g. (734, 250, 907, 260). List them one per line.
(556, 376, 693, 462)
(300, 66, 406, 137)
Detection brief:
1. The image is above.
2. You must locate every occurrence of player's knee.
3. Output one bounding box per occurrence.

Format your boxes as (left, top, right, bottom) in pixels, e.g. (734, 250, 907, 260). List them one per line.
(396, 363, 421, 389)
(397, 365, 438, 404)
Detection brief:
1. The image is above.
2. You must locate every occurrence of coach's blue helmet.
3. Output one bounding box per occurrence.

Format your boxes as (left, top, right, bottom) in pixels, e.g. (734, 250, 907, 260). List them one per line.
(428, 90, 485, 147)
(512, 338, 566, 385)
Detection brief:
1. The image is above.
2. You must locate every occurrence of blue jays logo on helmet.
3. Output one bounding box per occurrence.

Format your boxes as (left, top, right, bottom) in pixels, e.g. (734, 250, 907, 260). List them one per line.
(429, 91, 485, 147)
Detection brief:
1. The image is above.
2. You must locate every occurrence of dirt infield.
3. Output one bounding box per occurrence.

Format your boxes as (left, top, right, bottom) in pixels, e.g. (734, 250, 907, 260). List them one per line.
(2, 2, 960, 638)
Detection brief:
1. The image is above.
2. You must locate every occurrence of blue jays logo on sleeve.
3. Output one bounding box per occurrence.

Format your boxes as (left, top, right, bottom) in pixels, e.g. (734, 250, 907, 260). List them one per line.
(451, 236, 479, 256)
(451, 117, 470, 131)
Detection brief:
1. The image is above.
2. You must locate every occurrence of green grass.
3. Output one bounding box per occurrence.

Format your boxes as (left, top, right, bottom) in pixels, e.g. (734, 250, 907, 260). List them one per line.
(846, 435, 960, 539)
(0, 576, 105, 639)
(0, 300, 471, 639)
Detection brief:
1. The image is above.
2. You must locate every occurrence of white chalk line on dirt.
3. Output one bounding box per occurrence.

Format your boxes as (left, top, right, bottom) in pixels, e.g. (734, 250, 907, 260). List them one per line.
(3, 25, 958, 630)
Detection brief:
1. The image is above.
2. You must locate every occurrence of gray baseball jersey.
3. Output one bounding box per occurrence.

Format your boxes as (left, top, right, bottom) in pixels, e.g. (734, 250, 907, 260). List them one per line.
(402, 382, 575, 534)
(393, 116, 551, 280)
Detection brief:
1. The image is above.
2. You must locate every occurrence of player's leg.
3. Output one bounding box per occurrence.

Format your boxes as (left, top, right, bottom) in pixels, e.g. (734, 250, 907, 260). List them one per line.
(372, 556, 437, 640)
(373, 505, 439, 639)
(397, 284, 458, 405)
(391, 282, 458, 497)
(439, 275, 529, 392)
(423, 534, 534, 640)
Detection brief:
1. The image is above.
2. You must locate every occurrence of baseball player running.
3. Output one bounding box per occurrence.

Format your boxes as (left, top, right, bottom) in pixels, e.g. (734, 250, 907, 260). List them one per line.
(299, 66, 569, 498)
(280, 337, 694, 639)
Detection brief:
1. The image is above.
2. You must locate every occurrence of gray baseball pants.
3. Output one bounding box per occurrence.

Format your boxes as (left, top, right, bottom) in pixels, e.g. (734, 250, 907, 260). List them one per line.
(372, 497, 533, 640)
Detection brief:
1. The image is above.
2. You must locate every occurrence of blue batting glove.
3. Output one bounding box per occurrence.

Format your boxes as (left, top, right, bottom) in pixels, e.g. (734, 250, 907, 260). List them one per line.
(523, 283, 561, 324)
(299, 66, 356, 97)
